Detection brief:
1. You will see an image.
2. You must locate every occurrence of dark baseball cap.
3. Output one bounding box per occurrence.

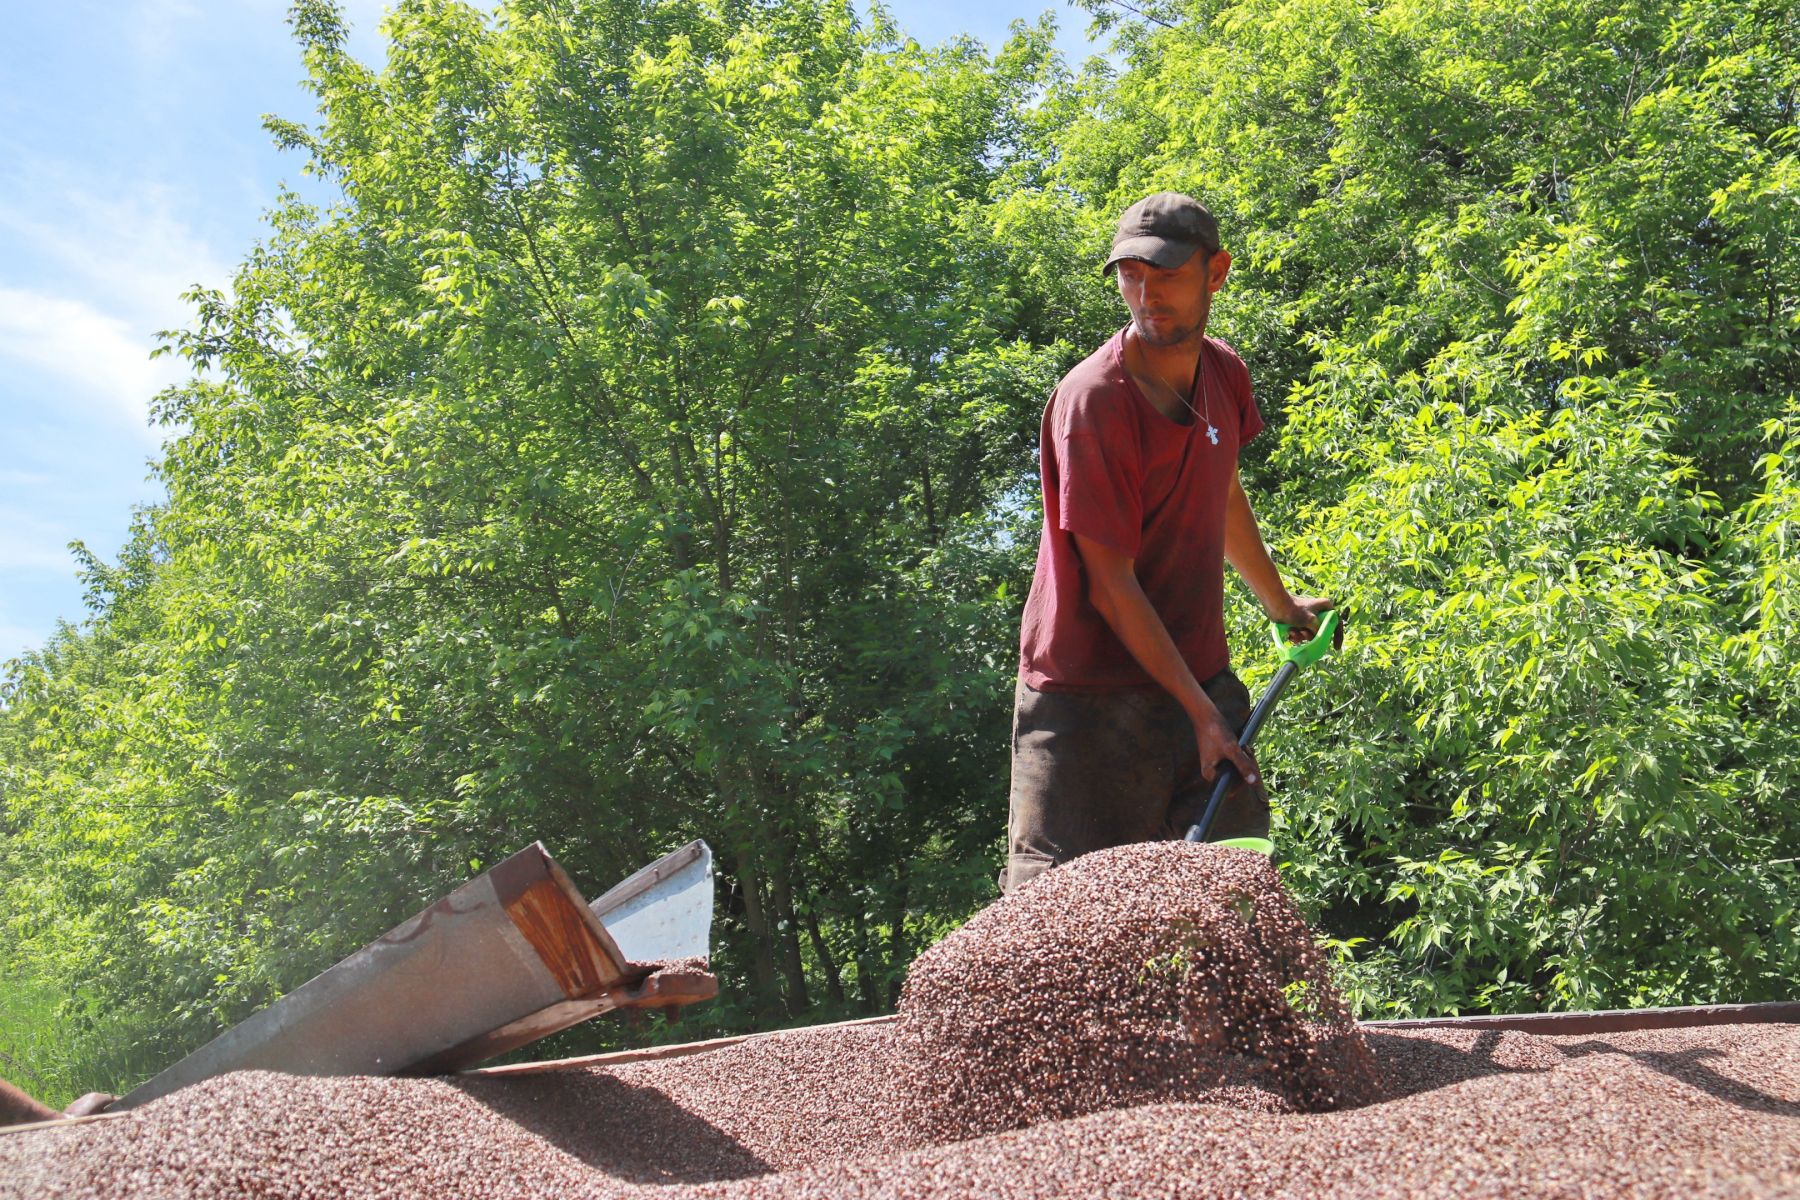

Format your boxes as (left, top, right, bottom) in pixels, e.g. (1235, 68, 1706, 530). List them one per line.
(1103, 192, 1221, 275)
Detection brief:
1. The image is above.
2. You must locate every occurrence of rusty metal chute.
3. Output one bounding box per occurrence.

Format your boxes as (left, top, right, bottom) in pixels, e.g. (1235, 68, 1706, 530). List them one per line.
(116, 840, 715, 1110)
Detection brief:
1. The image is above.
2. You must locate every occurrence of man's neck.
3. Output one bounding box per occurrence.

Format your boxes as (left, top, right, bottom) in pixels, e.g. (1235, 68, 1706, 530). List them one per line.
(1124, 326, 1208, 421)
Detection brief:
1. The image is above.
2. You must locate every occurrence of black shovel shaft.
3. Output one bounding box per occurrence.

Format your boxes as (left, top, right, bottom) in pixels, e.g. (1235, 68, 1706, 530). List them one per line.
(1184, 659, 1300, 843)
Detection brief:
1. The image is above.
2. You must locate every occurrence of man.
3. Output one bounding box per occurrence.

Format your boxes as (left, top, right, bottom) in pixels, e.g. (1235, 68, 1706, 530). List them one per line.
(1002, 191, 1333, 893)
(0, 1076, 61, 1128)
(0, 1076, 112, 1127)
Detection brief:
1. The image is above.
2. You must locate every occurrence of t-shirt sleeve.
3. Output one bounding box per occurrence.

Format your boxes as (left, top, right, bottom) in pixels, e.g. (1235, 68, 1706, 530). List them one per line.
(1231, 347, 1264, 450)
(1051, 387, 1143, 558)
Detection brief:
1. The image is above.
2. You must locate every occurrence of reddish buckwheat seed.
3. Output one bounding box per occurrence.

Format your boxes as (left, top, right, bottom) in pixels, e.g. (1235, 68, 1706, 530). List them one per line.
(3, 841, 1795, 1199)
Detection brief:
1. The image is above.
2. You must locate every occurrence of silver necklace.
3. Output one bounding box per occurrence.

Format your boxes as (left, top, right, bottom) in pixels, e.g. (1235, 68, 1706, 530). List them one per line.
(1183, 344, 1221, 445)
(1140, 336, 1219, 444)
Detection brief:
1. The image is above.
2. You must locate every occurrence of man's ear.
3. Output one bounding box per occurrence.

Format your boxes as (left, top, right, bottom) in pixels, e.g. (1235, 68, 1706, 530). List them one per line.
(1208, 249, 1232, 293)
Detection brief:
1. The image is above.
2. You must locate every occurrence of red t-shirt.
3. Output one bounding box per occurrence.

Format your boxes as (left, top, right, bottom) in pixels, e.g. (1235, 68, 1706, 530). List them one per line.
(1018, 328, 1264, 692)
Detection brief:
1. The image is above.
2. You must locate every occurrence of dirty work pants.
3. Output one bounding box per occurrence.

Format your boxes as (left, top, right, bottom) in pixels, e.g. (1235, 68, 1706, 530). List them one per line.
(1001, 671, 1270, 894)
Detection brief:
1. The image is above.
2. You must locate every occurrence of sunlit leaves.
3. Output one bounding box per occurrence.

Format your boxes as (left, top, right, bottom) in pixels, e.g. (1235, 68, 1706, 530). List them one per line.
(1076, 0, 1800, 1014)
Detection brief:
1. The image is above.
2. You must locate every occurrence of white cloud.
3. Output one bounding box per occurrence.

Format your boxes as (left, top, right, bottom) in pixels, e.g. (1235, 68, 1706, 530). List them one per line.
(0, 0, 502, 449)
(0, 173, 227, 443)
(0, 511, 83, 573)
(0, 287, 184, 439)
(0, 184, 230, 324)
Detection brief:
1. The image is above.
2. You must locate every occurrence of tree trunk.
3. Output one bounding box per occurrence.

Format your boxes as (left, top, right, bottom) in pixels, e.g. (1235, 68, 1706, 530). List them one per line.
(851, 907, 881, 1012)
(803, 905, 847, 1007)
(728, 848, 785, 1020)
(765, 846, 812, 1016)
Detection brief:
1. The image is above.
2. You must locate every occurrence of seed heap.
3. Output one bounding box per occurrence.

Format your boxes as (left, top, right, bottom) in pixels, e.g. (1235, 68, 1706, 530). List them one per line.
(3, 1014, 1797, 1199)
(0, 1070, 622, 1200)
(895, 841, 1379, 1141)
(3, 835, 1796, 1199)
(700, 1022, 1800, 1200)
(567, 1022, 926, 1172)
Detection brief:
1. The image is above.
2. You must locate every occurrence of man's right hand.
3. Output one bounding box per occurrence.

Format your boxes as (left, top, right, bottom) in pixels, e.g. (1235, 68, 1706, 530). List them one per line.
(1192, 699, 1258, 785)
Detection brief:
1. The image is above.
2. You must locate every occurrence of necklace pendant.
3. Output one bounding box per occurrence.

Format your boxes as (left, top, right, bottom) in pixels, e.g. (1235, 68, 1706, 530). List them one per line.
(1206, 424, 1220, 445)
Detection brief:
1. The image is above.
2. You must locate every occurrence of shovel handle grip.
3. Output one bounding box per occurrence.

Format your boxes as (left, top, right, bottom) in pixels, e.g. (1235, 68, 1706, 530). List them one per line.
(1272, 608, 1342, 667)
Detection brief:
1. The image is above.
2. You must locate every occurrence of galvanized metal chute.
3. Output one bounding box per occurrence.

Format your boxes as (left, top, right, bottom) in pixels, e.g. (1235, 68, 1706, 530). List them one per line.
(589, 839, 713, 962)
(115, 839, 716, 1110)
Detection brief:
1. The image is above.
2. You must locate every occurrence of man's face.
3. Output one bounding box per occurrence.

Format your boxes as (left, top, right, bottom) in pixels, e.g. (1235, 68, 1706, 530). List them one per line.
(1114, 248, 1231, 348)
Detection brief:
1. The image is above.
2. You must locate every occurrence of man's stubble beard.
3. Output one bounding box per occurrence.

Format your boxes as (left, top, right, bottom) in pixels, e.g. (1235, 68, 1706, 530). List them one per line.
(1130, 313, 1208, 349)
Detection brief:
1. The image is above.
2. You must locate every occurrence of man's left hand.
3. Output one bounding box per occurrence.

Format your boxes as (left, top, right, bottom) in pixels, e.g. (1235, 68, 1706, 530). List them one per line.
(1271, 595, 1334, 639)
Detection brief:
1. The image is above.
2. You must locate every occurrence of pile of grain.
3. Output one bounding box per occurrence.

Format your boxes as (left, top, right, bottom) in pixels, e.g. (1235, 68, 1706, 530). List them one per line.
(6, 1023, 1794, 1199)
(2, 837, 1794, 1199)
(706, 1022, 1800, 1199)
(895, 841, 1378, 1140)
(0, 1071, 619, 1200)
(508, 1022, 926, 1174)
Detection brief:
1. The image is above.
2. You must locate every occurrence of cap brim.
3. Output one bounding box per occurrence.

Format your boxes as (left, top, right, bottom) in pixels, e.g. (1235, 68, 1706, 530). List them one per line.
(1103, 236, 1204, 275)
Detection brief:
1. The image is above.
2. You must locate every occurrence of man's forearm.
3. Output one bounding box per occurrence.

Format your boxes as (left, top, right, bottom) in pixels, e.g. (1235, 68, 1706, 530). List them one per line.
(1223, 472, 1297, 618)
(1085, 560, 1213, 721)
(1071, 529, 1262, 784)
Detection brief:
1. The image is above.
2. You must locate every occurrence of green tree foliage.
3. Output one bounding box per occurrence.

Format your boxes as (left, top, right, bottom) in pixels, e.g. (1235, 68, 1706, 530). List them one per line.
(1064, 0, 1799, 1011)
(2, 0, 1796, 1103)
(2, 0, 1064, 1099)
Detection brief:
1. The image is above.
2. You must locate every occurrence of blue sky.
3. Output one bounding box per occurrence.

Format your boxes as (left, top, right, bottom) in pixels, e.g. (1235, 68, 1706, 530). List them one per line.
(0, 0, 1100, 664)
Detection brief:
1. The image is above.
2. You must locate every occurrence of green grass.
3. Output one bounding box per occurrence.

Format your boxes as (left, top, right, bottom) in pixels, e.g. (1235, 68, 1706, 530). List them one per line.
(0, 972, 79, 1109)
(0, 969, 164, 1110)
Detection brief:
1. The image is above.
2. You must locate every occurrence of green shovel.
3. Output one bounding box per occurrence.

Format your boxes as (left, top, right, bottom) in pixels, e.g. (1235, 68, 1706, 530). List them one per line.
(1184, 609, 1344, 855)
